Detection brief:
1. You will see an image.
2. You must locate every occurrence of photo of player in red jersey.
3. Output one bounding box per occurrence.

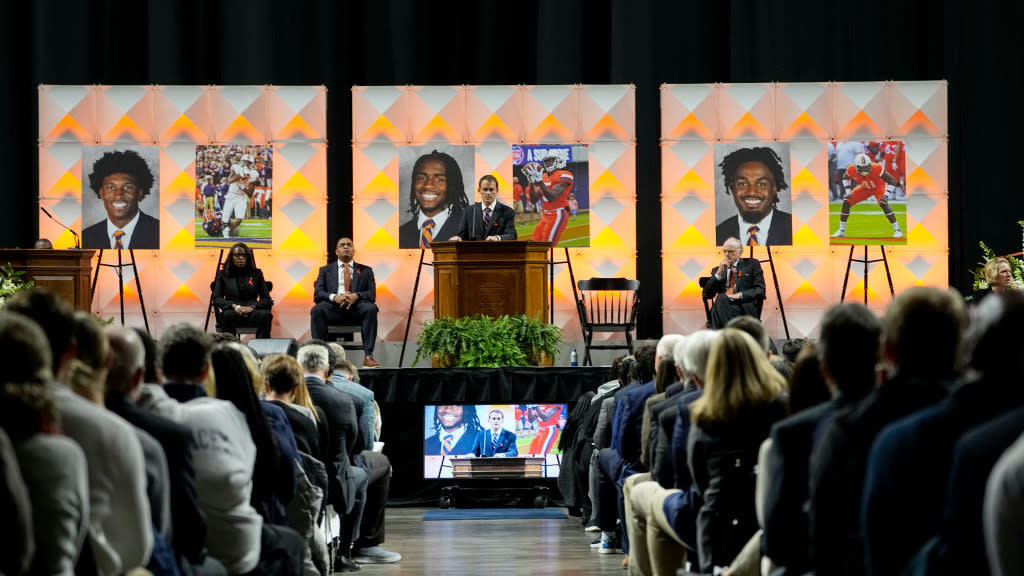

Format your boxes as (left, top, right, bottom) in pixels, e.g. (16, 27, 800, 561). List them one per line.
(828, 140, 907, 245)
(513, 144, 590, 247)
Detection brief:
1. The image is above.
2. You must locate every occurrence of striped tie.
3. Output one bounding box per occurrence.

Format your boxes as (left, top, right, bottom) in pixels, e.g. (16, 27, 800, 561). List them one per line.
(747, 225, 760, 247)
(442, 433, 454, 455)
(491, 432, 499, 454)
(113, 230, 125, 249)
(420, 219, 435, 249)
(483, 206, 492, 231)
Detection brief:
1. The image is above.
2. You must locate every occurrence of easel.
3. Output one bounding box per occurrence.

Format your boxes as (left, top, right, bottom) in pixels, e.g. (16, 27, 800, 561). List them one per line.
(549, 246, 580, 325)
(203, 249, 228, 331)
(750, 245, 790, 340)
(840, 245, 895, 304)
(91, 249, 150, 334)
(399, 249, 432, 367)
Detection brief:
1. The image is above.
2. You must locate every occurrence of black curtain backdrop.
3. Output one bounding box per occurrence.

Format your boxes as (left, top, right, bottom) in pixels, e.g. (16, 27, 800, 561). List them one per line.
(4, 0, 1024, 338)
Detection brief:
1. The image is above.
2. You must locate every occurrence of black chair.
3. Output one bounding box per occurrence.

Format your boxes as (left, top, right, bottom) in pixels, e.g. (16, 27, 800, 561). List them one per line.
(209, 280, 273, 336)
(699, 276, 713, 328)
(576, 277, 639, 366)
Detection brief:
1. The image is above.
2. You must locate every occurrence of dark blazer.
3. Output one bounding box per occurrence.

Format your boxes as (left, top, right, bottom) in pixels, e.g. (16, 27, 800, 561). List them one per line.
(398, 206, 464, 249)
(212, 268, 273, 311)
(474, 428, 519, 457)
(82, 210, 160, 249)
(611, 380, 657, 467)
(313, 261, 377, 306)
(424, 429, 479, 456)
(268, 400, 322, 463)
(715, 209, 793, 246)
(304, 375, 361, 514)
(452, 202, 517, 241)
(702, 257, 766, 325)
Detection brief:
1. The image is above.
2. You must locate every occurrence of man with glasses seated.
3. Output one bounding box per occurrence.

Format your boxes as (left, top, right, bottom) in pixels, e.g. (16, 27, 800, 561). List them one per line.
(701, 237, 765, 329)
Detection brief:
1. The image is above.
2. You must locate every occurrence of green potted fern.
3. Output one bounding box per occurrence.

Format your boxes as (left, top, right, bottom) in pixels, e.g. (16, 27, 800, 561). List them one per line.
(415, 314, 562, 367)
(414, 316, 461, 367)
(508, 314, 562, 366)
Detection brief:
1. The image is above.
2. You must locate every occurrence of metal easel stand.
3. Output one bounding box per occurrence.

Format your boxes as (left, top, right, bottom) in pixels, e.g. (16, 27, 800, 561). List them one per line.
(399, 249, 432, 367)
(548, 246, 580, 325)
(840, 245, 895, 305)
(90, 249, 151, 334)
(749, 245, 790, 340)
(203, 249, 227, 331)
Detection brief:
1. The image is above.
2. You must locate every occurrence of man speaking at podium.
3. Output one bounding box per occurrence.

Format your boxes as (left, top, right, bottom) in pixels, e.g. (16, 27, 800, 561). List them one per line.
(448, 175, 517, 242)
(474, 409, 519, 458)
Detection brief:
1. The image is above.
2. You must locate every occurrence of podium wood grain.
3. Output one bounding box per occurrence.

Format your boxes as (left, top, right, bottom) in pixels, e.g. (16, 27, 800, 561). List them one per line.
(0, 249, 95, 311)
(431, 241, 550, 320)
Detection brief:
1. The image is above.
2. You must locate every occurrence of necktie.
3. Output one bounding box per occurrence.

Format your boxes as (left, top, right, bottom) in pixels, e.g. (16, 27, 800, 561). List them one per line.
(483, 206, 492, 231)
(343, 263, 351, 293)
(728, 265, 736, 293)
(420, 219, 435, 249)
(747, 225, 760, 246)
(442, 434, 454, 455)
(113, 230, 125, 249)
(491, 432, 499, 454)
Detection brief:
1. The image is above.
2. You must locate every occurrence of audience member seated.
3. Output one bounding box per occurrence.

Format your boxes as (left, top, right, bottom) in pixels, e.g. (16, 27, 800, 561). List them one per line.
(0, 312, 89, 576)
(809, 287, 965, 576)
(327, 342, 376, 451)
(761, 303, 879, 575)
(0, 425, 32, 576)
(7, 289, 153, 576)
(68, 311, 110, 405)
(687, 328, 786, 573)
(213, 242, 274, 338)
(984, 426, 1024, 576)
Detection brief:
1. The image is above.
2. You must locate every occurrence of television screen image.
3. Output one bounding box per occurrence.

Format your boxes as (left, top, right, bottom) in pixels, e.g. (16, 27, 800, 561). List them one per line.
(194, 144, 273, 249)
(827, 140, 907, 245)
(423, 403, 567, 479)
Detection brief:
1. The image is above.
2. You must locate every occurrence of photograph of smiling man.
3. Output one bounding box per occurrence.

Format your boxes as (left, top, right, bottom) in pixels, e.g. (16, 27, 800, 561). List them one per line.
(398, 145, 474, 250)
(81, 146, 160, 250)
(714, 143, 793, 247)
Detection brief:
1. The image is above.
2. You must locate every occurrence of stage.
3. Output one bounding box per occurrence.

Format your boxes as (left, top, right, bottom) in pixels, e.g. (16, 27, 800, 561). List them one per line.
(358, 366, 608, 503)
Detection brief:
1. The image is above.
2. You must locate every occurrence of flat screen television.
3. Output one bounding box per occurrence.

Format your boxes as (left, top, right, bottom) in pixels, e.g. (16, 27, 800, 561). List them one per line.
(423, 403, 567, 479)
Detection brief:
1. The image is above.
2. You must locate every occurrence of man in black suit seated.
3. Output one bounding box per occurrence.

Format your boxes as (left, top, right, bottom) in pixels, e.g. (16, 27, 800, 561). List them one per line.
(715, 146, 792, 247)
(310, 237, 381, 367)
(448, 175, 517, 242)
(398, 150, 469, 249)
(701, 237, 766, 329)
(82, 149, 160, 249)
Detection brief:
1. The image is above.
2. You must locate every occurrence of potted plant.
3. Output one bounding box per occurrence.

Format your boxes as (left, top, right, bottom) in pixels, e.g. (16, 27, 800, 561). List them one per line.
(414, 314, 563, 367)
(508, 314, 562, 366)
(414, 316, 461, 367)
(457, 315, 528, 367)
(0, 264, 33, 306)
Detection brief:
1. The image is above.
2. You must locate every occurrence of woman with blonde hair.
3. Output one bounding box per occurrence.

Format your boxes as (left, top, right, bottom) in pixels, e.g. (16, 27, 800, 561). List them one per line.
(688, 328, 787, 574)
(984, 257, 1015, 294)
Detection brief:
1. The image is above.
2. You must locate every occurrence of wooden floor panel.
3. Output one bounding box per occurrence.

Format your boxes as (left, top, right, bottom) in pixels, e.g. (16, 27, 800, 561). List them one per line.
(354, 507, 627, 575)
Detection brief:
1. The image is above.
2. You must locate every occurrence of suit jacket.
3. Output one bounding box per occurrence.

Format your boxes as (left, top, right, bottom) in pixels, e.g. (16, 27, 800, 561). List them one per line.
(82, 210, 160, 249)
(702, 257, 766, 321)
(330, 372, 375, 452)
(212, 268, 273, 311)
(313, 261, 378, 307)
(715, 209, 792, 246)
(474, 428, 519, 457)
(304, 375, 360, 514)
(398, 206, 465, 249)
(425, 428, 479, 456)
(452, 202, 517, 241)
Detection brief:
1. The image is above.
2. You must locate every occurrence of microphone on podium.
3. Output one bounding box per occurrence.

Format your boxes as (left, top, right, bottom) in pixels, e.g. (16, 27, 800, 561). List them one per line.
(39, 205, 81, 249)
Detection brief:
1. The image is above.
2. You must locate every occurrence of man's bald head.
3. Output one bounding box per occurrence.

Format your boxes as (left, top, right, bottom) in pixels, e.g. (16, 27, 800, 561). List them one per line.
(106, 326, 145, 398)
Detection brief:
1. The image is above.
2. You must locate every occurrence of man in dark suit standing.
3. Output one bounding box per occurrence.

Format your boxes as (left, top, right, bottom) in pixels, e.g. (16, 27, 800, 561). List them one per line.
(310, 237, 381, 367)
(702, 237, 766, 329)
(82, 149, 160, 249)
(715, 146, 792, 247)
(448, 175, 517, 242)
(474, 409, 519, 457)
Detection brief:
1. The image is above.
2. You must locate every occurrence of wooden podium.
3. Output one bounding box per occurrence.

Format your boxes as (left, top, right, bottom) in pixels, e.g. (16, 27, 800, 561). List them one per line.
(431, 241, 550, 319)
(451, 456, 547, 478)
(0, 249, 95, 311)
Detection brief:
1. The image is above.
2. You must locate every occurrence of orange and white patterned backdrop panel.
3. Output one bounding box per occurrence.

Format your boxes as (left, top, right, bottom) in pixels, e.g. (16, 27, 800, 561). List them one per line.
(38, 85, 327, 338)
(352, 85, 636, 343)
(661, 81, 947, 339)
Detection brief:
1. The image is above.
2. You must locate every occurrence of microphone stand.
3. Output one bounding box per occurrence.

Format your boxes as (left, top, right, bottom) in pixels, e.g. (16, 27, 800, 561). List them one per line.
(39, 205, 81, 248)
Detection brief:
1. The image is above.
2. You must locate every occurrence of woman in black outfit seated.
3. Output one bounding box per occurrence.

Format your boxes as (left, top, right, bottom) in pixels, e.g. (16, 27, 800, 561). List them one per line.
(687, 328, 786, 574)
(213, 242, 273, 337)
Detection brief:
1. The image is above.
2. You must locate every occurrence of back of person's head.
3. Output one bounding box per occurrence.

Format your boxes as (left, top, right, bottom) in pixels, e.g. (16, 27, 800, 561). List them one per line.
(327, 342, 347, 369)
(726, 316, 770, 353)
(771, 357, 794, 381)
(630, 341, 657, 383)
(67, 311, 109, 401)
(691, 328, 784, 426)
(608, 355, 625, 384)
(787, 343, 830, 414)
(158, 323, 213, 382)
(0, 312, 52, 384)
(227, 342, 263, 398)
(884, 286, 966, 380)
(656, 334, 686, 365)
(617, 356, 635, 387)
(782, 338, 809, 363)
(262, 353, 303, 396)
(336, 359, 361, 383)
(105, 326, 145, 396)
(210, 331, 239, 344)
(132, 327, 159, 383)
(819, 302, 880, 400)
(964, 291, 1024, 380)
(4, 288, 74, 377)
(655, 358, 677, 393)
(0, 383, 59, 442)
(683, 329, 719, 386)
(297, 342, 330, 375)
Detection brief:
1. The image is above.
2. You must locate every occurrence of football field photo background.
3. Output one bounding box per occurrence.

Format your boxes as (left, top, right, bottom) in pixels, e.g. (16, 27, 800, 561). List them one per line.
(661, 81, 948, 338)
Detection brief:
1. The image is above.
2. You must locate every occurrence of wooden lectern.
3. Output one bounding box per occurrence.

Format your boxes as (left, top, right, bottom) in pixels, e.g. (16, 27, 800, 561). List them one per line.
(451, 456, 547, 478)
(431, 241, 550, 319)
(0, 249, 95, 311)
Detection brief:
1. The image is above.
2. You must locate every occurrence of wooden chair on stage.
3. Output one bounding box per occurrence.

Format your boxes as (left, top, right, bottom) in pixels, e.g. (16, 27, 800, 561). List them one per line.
(575, 277, 639, 366)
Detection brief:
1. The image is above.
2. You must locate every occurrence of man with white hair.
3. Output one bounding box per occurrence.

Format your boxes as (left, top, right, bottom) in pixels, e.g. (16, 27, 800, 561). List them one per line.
(299, 342, 400, 570)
